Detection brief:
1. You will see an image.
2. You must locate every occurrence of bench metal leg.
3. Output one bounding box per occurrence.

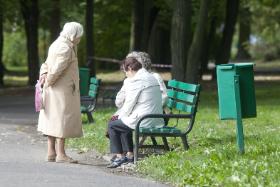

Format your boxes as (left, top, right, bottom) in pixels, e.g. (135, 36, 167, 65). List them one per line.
(86, 112, 94, 123)
(151, 136, 157, 146)
(134, 130, 140, 164)
(181, 135, 189, 150)
(162, 137, 170, 151)
(139, 136, 147, 146)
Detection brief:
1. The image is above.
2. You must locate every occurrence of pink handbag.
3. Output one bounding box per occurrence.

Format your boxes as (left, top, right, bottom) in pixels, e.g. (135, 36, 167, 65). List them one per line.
(35, 80, 44, 112)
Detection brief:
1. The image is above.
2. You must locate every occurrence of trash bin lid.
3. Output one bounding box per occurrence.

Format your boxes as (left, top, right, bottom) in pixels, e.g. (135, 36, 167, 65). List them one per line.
(79, 67, 90, 71)
(234, 62, 254, 68)
(217, 63, 254, 70)
(217, 64, 234, 70)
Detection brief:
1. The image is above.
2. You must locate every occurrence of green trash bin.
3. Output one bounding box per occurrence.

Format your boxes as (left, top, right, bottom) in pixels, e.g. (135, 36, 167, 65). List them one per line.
(216, 63, 257, 120)
(79, 67, 90, 96)
(217, 63, 257, 154)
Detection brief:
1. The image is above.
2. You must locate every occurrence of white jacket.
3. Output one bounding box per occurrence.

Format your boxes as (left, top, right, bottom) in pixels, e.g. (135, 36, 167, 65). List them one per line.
(151, 72, 168, 106)
(115, 72, 168, 108)
(117, 68, 164, 129)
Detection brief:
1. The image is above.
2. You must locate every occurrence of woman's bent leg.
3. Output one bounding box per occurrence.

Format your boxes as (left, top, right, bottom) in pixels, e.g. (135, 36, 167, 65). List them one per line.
(120, 130, 133, 153)
(107, 119, 133, 168)
(108, 120, 124, 154)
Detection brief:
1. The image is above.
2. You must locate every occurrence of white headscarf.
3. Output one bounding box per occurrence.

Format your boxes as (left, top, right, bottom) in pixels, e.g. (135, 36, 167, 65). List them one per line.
(60, 22, 84, 42)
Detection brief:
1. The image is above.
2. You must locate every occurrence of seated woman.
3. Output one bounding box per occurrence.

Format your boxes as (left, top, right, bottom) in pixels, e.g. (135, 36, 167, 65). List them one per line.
(107, 57, 165, 168)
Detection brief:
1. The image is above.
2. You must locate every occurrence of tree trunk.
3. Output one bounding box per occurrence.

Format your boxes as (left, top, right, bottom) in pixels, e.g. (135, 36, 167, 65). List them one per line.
(130, 0, 155, 52)
(185, 0, 210, 84)
(215, 0, 239, 65)
(200, 16, 217, 78)
(21, 0, 40, 86)
(49, 0, 61, 42)
(130, 0, 144, 51)
(140, 0, 154, 51)
(86, 0, 95, 76)
(170, 0, 192, 81)
(0, 3, 5, 87)
(236, 5, 251, 60)
(148, 15, 171, 65)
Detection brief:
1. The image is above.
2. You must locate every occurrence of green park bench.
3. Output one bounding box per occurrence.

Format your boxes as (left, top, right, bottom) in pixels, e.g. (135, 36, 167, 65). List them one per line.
(134, 79, 201, 162)
(80, 77, 101, 123)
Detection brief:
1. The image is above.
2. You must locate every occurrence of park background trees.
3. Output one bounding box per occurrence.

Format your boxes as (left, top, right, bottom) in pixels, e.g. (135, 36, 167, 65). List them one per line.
(0, 0, 280, 87)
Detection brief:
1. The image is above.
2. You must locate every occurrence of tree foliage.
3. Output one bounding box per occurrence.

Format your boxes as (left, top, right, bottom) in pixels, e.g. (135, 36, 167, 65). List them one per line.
(249, 0, 280, 61)
(1, 0, 280, 86)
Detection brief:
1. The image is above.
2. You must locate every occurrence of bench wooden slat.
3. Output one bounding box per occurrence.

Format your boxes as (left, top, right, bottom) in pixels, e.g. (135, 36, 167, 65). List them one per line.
(167, 89, 196, 103)
(80, 77, 101, 123)
(88, 90, 97, 97)
(140, 126, 181, 134)
(90, 77, 100, 84)
(167, 99, 194, 113)
(89, 84, 99, 91)
(168, 79, 199, 93)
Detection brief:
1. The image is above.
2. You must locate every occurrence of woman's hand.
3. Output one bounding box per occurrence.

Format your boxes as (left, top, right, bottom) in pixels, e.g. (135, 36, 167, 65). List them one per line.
(39, 74, 47, 86)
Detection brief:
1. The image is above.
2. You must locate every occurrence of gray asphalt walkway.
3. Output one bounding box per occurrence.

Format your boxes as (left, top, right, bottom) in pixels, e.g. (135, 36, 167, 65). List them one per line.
(0, 87, 170, 187)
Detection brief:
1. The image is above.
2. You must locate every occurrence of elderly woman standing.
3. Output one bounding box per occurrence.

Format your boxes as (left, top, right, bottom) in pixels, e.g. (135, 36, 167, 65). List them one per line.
(38, 22, 83, 163)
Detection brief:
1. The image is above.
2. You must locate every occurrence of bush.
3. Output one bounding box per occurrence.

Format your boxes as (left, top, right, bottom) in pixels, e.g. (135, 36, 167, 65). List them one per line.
(3, 31, 27, 67)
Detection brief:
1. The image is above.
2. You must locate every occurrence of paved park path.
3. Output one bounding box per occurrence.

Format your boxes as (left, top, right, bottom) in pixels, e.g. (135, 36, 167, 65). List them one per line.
(0, 87, 169, 187)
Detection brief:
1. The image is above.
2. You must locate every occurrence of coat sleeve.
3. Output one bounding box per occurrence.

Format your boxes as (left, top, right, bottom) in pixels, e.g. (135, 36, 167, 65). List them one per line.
(40, 63, 48, 76)
(115, 89, 126, 108)
(115, 78, 128, 108)
(119, 80, 143, 117)
(46, 45, 72, 87)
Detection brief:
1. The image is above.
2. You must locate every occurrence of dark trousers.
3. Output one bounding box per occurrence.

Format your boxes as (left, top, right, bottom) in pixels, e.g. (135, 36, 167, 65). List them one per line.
(108, 119, 133, 154)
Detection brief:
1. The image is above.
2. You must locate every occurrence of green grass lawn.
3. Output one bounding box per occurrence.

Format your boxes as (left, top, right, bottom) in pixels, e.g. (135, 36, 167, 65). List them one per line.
(67, 81, 280, 186)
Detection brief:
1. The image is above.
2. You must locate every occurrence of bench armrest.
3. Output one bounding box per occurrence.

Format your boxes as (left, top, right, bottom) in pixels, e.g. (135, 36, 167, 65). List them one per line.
(80, 96, 97, 112)
(135, 113, 192, 131)
(80, 96, 94, 102)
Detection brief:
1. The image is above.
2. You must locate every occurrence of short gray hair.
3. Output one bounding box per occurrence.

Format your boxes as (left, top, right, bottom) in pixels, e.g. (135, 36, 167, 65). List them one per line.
(138, 52, 152, 70)
(126, 51, 152, 71)
(60, 22, 83, 41)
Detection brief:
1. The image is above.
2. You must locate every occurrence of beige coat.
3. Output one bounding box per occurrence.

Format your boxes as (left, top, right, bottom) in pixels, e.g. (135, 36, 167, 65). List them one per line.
(38, 36, 83, 138)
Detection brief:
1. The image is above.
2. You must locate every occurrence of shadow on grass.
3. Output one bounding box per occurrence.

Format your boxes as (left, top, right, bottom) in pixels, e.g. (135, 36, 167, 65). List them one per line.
(197, 133, 262, 146)
(134, 133, 272, 162)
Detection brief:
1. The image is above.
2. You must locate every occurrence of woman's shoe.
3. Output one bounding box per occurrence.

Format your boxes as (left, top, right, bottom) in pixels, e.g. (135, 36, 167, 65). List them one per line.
(107, 157, 127, 168)
(125, 156, 134, 164)
(56, 155, 78, 164)
(46, 154, 56, 162)
(110, 154, 117, 162)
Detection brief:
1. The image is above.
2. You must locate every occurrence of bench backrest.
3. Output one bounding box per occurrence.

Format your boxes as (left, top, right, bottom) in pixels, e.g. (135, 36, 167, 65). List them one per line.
(167, 80, 200, 133)
(88, 77, 101, 98)
(167, 80, 200, 113)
